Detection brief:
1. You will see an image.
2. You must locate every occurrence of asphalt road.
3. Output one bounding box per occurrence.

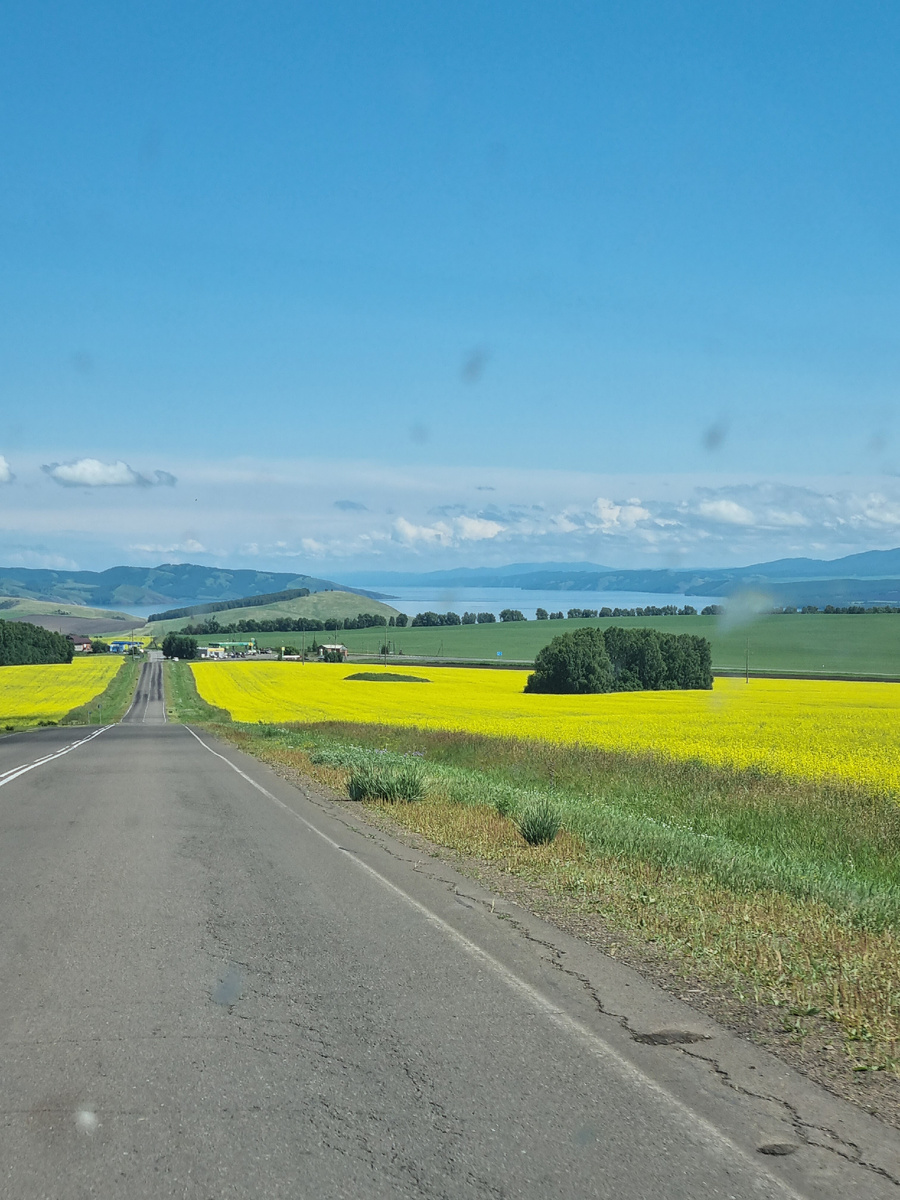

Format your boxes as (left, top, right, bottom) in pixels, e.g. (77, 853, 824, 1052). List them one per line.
(2, 679, 900, 1197)
(121, 656, 167, 725)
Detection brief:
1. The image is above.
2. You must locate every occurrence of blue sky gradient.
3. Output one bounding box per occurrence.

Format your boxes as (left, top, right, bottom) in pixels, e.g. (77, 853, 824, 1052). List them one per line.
(2, 3, 899, 571)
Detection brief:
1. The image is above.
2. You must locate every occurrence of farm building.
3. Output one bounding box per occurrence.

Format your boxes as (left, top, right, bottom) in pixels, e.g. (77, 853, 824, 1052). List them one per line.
(318, 643, 350, 660)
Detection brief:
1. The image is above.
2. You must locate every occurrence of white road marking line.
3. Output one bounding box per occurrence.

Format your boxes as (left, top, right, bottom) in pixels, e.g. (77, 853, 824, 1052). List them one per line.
(183, 724, 808, 1199)
(0, 727, 110, 789)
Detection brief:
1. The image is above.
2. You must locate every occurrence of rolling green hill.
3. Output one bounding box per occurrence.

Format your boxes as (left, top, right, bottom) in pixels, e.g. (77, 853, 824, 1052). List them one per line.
(0, 596, 135, 621)
(142, 590, 399, 635)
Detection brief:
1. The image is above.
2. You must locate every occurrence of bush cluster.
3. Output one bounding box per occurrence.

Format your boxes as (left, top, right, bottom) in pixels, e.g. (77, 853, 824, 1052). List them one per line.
(524, 626, 712, 694)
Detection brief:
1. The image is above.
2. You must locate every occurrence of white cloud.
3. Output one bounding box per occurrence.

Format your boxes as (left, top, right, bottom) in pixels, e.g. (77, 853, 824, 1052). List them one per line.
(695, 499, 756, 525)
(129, 539, 207, 555)
(6, 451, 900, 572)
(393, 517, 454, 547)
(393, 514, 505, 548)
(0, 544, 78, 569)
(590, 497, 652, 532)
(454, 515, 504, 541)
(852, 494, 900, 528)
(0, 456, 13, 484)
(42, 459, 177, 488)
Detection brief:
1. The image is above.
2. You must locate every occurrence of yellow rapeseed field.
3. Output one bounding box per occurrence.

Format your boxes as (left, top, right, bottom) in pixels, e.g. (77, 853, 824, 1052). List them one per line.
(0, 658, 122, 723)
(192, 662, 900, 794)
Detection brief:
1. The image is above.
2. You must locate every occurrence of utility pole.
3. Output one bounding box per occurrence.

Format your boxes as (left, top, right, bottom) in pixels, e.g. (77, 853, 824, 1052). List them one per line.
(745, 637, 750, 684)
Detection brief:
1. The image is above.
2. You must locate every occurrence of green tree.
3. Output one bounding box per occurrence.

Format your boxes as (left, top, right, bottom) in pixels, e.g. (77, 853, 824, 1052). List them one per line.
(524, 628, 614, 694)
(526, 626, 712, 694)
(535, 608, 548, 620)
(162, 633, 198, 660)
(0, 619, 72, 665)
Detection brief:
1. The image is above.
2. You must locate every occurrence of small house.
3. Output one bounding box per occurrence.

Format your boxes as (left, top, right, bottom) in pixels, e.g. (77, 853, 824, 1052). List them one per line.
(318, 643, 350, 661)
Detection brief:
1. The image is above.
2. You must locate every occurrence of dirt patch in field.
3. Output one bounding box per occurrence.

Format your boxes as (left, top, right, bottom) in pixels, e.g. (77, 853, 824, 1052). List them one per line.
(4, 615, 145, 635)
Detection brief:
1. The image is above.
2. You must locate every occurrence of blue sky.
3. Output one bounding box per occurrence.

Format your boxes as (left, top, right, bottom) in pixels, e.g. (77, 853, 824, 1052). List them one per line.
(2, 2, 900, 573)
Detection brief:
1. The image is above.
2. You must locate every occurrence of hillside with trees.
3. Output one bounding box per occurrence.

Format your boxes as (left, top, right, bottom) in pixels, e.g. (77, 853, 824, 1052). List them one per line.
(0, 563, 386, 608)
(145, 590, 399, 636)
(0, 619, 74, 666)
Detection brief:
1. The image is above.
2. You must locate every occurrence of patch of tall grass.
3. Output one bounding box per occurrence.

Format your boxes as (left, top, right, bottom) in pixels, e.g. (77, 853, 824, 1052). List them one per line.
(346, 762, 425, 803)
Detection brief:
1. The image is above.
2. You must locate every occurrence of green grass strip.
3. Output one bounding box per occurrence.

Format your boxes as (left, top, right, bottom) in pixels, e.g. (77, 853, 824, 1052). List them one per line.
(236, 720, 900, 932)
(164, 659, 232, 723)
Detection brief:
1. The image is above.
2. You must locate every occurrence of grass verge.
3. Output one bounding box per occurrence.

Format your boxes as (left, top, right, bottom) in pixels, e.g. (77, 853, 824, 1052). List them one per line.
(164, 683, 900, 1097)
(61, 658, 141, 725)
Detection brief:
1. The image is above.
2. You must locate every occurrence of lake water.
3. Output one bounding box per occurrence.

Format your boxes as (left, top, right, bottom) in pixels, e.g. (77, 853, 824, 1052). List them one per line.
(123, 587, 720, 624)
(361, 586, 721, 621)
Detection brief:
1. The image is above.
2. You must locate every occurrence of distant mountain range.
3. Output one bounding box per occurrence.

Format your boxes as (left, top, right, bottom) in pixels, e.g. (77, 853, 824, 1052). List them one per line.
(345, 548, 900, 607)
(5, 548, 900, 612)
(0, 563, 386, 608)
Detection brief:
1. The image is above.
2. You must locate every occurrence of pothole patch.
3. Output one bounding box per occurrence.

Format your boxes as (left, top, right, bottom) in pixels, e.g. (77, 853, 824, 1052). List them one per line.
(631, 1029, 711, 1046)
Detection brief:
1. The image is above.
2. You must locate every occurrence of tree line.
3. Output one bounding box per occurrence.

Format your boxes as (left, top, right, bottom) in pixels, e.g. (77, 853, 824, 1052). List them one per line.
(776, 605, 900, 614)
(0, 619, 74, 666)
(176, 612, 391, 635)
(548, 605, 704, 619)
(525, 626, 713, 694)
(410, 609, 526, 626)
(167, 601, 900, 641)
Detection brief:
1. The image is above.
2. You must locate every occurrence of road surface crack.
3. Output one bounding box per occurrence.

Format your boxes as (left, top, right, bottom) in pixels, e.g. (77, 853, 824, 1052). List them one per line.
(680, 1046, 900, 1185)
